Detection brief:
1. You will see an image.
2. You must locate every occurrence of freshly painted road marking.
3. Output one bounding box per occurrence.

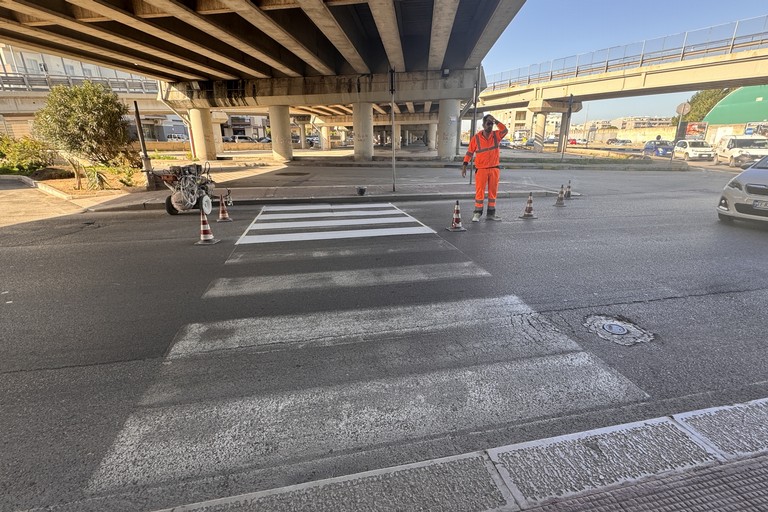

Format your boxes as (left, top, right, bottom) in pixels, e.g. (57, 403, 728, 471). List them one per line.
(236, 203, 435, 244)
(247, 215, 414, 230)
(237, 226, 435, 244)
(258, 209, 409, 220)
(261, 203, 394, 211)
(203, 261, 489, 297)
(88, 352, 647, 492)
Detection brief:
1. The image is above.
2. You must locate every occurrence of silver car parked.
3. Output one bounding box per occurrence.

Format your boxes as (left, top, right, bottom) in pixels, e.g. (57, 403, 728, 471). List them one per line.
(717, 155, 768, 223)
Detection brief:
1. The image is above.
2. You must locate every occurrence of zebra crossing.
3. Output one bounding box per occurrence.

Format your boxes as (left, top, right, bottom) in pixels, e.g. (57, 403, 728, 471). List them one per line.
(84, 204, 648, 508)
(236, 203, 435, 244)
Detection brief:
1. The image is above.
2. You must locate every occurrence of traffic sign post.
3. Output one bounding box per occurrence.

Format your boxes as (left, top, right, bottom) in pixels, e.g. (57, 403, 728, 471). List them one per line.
(672, 102, 692, 160)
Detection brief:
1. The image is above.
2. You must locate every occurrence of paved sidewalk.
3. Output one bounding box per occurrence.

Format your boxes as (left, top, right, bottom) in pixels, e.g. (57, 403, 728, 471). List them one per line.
(12, 150, 684, 213)
(153, 398, 768, 512)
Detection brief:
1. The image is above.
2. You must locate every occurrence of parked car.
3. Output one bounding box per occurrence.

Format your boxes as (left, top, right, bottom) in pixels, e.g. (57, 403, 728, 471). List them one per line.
(642, 139, 674, 157)
(166, 133, 188, 141)
(544, 136, 558, 144)
(606, 138, 619, 145)
(499, 139, 511, 148)
(232, 135, 255, 143)
(257, 137, 271, 143)
(568, 138, 577, 145)
(222, 135, 234, 142)
(716, 155, 768, 223)
(673, 140, 715, 161)
(714, 135, 768, 167)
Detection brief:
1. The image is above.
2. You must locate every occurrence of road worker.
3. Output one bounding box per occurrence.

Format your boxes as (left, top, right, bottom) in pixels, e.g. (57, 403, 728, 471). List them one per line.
(461, 114, 508, 222)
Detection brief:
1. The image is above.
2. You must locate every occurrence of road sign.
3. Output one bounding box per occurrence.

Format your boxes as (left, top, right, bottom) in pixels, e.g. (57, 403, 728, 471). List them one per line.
(676, 102, 691, 116)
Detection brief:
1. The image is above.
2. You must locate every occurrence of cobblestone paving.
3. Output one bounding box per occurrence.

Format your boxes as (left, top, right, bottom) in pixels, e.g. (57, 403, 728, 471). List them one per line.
(530, 454, 768, 511)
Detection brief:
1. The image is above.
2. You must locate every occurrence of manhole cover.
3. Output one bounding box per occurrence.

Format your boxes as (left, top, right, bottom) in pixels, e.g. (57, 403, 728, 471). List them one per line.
(584, 315, 654, 346)
(276, 172, 310, 176)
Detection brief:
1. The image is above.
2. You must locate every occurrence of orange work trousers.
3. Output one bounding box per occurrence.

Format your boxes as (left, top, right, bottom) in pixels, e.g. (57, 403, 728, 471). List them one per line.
(474, 167, 499, 213)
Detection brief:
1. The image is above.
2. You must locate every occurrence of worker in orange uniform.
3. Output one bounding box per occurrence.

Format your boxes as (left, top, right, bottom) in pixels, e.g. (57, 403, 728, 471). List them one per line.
(462, 114, 508, 222)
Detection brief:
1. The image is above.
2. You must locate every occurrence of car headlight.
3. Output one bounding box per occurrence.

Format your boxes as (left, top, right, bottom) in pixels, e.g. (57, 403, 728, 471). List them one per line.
(727, 179, 743, 190)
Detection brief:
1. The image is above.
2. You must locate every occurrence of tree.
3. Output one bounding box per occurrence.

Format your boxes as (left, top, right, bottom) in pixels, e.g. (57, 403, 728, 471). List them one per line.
(671, 88, 734, 125)
(33, 81, 135, 188)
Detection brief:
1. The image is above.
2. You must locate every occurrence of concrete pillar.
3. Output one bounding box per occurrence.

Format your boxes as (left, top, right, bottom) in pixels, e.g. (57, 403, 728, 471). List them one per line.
(427, 124, 437, 150)
(380, 130, 386, 146)
(320, 126, 331, 150)
(353, 102, 374, 161)
(189, 107, 217, 161)
(437, 99, 460, 160)
(558, 112, 568, 152)
(394, 124, 402, 149)
(533, 112, 547, 153)
(269, 105, 292, 162)
(299, 123, 307, 149)
(404, 130, 410, 146)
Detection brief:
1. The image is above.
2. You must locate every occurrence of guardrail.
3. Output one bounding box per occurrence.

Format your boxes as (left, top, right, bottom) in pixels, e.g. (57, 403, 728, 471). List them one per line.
(486, 15, 768, 91)
(0, 73, 159, 93)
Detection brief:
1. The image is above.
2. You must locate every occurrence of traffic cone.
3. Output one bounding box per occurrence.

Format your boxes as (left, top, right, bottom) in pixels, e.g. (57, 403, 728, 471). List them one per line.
(554, 185, 566, 207)
(519, 192, 537, 219)
(446, 200, 467, 232)
(195, 209, 220, 245)
(564, 180, 572, 199)
(217, 195, 233, 222)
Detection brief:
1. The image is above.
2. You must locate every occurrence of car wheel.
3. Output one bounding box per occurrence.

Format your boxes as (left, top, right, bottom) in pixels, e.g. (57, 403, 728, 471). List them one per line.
(729, 157, 736, 167)
(718, 212, 734, 222)
(684, 153, 690, 161)
(165, 196, 180, 215)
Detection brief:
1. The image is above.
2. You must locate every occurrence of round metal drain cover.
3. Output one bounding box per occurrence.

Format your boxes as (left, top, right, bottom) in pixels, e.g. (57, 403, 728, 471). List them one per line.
(602, 323, 628, 335)
(584, 315, 654, 346)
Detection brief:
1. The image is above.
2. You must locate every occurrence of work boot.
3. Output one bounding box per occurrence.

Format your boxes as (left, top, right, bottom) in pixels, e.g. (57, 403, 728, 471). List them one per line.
(471, 212, 481, 223)
(486, 210, 501, 221)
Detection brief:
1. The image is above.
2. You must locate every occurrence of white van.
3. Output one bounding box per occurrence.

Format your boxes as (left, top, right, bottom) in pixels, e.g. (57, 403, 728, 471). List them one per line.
(715, 135, 768, 167)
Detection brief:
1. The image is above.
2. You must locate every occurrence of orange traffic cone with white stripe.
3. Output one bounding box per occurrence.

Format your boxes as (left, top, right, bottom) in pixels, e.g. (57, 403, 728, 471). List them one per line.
(195, 209, 220, 245)
(554, 185, 566, 207)
(217, 195, 233, 222)
(446, 200, 467, 232)
(519, 192, 537, 219)
(564, 180, 572, 199)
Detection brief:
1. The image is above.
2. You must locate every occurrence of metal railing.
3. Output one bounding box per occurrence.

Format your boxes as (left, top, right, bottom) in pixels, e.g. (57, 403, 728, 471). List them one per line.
(0, 73, 159, 94)
(485, 14, 768, 91)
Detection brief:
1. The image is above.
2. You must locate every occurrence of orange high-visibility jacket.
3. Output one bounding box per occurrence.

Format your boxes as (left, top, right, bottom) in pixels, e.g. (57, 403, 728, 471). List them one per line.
(463, 121, 508, 169)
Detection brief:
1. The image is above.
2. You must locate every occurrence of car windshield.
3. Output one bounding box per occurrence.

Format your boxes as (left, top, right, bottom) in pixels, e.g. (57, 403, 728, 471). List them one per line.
(734, 139, 768, 149)
(688, 141, 710, 148)
(653, 140, 672, 146)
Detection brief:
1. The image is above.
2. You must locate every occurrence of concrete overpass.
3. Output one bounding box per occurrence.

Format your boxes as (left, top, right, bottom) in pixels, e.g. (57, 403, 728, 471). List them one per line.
(478, 15, 768, 152)
(0, 0, 527, 161)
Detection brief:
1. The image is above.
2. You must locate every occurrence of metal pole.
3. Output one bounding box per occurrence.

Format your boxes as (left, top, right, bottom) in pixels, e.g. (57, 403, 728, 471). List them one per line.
(390, 69, 396, 192)
(133, 101, 154, 190)
(561, 94, 573, 162)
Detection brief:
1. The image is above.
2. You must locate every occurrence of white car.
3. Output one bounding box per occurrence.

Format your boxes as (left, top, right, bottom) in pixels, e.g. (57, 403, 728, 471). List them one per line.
(716, 156, 768, 223)
(673, 140, 714, 161)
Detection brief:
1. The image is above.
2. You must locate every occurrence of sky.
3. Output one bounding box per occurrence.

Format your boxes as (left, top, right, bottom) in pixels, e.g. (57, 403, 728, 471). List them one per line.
(482, 0, 768, 123)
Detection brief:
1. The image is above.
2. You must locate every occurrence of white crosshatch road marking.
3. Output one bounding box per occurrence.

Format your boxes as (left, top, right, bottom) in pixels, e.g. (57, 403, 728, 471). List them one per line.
(236, 203, 435, 244)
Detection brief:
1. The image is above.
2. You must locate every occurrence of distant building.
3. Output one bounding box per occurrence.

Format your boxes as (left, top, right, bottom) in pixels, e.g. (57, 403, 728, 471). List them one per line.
(611, 116, 672, 129)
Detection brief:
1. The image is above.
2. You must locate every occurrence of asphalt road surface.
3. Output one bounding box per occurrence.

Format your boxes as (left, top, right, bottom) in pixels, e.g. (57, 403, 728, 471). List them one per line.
(1, 167, 767, 511)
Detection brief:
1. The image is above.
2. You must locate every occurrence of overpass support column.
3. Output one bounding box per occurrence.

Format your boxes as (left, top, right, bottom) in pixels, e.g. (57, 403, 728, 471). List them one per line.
(558, 112, 569, 152)
(269, 105, 292, 162)
(427, 124, 437, 150)
(299, 123, 307, 149)
(320, 126, 331, 150)
(189, 108, 216, 162)
(533, 112, 547, 153)
(394, 125, 402, 149)
(353, 102, 373, 161)
(438, 99, 460, 160)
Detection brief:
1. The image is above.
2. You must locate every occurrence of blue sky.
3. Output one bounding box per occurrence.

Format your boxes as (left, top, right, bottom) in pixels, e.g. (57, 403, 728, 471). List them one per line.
(483, 1, 768, 123)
